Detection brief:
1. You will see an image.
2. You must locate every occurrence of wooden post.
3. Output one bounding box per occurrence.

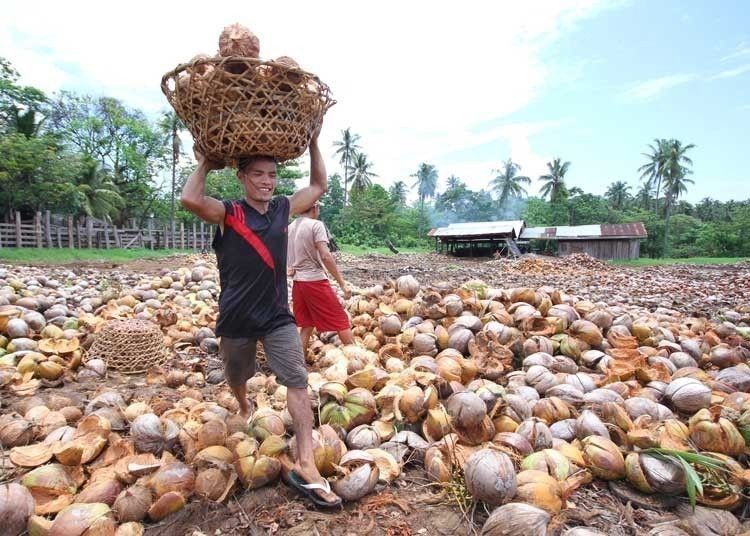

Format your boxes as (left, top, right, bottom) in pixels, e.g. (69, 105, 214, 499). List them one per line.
(163, 225, 168, 250)
(200, 222, 205, 250)
(15, 211, 22, 248)
(180, 221, 185, 249)
(104, 222, 110, 249)
(44, 211, 52, 247)
(77, 218, 81, 249)
(86, 217, 93, 248)
(35, 211, 42, 248)
(67, 215, 74, 249)
(56, 227, 62, 248)
(114, 226, 122, 248)
(192, 222, 197, 250)
(148, 218, 154, 250)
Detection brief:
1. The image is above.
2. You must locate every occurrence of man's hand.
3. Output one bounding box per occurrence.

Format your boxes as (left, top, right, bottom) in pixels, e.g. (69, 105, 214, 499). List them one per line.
(340, 282, 351, 300)
(194, 149, 224, 172)
(310, 121, 322, 146)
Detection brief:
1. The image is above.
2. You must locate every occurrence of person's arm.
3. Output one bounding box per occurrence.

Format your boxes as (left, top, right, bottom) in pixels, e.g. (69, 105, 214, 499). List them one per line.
(180, 152, 226, 224)
(289, 127, 326, 216)
(315, 240, 350, 299)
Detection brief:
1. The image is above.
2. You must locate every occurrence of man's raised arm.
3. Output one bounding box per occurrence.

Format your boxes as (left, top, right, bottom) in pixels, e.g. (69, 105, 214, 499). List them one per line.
(180, 152, 226, 224)
(290, 128, 327, 216)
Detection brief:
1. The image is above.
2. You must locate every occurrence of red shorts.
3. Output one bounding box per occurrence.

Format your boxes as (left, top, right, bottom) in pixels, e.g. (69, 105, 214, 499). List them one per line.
(292, 279, 350, 332)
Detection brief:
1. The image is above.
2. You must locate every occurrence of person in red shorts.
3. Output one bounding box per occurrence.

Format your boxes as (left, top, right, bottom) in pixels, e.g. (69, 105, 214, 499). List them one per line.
(288, 201, 353, 356)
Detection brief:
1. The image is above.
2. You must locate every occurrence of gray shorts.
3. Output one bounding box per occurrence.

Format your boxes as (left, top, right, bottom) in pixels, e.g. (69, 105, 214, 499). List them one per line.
(220, 323, 308, 389)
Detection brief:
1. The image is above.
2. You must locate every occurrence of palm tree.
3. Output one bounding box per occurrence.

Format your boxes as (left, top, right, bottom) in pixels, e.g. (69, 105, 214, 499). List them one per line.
(332, 128, 361, 205)
(638, 138, 669, 214)
(11, 108, 43, 138)
(73, 158, 125, 220)
(660, 139, 695, 256)
(389, 180, 408, 206)
(349, 152, 377, 194)
(445, 175, 462, 191)
(635, 183, 654, 210)
(538, 158, 571, 203)
(491, 159, 530, 208)
(605, 180, 632, 210)
(158, 111, 184, 245)
(412, 163, 438, 206)
(568, 186, 584, 198)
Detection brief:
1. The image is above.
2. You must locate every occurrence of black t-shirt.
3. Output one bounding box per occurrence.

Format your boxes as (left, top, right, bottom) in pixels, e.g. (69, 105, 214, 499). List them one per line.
(212, 197, 295, 338)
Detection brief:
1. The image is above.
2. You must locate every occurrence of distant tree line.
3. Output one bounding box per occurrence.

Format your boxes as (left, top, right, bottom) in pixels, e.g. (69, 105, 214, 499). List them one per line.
(2, 56, 747, 257)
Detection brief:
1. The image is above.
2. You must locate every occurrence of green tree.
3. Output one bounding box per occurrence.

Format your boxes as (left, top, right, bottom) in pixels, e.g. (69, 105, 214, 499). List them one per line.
(320, 173, 344, 225)
(47, 93, 169, 224)
(389, 180, 408, 206)
(412, 162, 438, 206)
(604, 180, 631, 209)
(638, 138, 669, 214)
(635, 182, 654, 210)
(491, 159, 530, 208)
(0, 57, 47, 135)
(339, 185, 397, 245)
(349, 152, 377, 194)
(69, 157, 125, 220)
(660, 139, 695, 256)
(0, 132, 74, 216)
(332, 127, 360, 205)
(158, 111, 184, 240)
(538, 158, 570, 203)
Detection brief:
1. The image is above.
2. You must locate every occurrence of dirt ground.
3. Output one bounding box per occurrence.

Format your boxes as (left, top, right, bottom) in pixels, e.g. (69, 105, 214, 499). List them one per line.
(71, 250, 749, 320)
(4, 252, 750, 535)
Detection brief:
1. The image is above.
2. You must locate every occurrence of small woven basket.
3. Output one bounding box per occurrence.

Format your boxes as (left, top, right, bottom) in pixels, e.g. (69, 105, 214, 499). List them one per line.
(161, 56, 335, 165)
(89, 319, 169, 374)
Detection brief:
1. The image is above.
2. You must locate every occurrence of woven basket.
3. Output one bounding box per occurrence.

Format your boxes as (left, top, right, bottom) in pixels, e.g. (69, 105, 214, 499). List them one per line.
(88, 319, 169, 374)
(161, 56, 335, 165)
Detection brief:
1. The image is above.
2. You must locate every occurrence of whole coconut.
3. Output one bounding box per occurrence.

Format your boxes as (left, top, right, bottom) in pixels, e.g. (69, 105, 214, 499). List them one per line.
(219, 23, 260, 57)
(464, 448, 517, 506)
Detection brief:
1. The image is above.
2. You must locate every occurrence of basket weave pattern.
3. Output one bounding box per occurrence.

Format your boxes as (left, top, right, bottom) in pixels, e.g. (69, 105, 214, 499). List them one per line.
(89, 319, 168, 374)
(161, 56, 335, 164)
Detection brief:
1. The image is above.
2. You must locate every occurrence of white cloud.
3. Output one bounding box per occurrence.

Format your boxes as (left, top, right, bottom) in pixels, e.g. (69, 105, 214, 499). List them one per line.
(721, 42, 750, 62)
(1, 0, 608, 193)
(623, 74, 697, 101)
(710, 64, 750, 80)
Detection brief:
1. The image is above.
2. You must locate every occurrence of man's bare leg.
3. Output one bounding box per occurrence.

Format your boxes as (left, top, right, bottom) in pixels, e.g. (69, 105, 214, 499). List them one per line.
(300, 326, 314, 359)
(286, 386, 338, 503)
(229, 383, 251, 420)
(337, 328, 354, 345)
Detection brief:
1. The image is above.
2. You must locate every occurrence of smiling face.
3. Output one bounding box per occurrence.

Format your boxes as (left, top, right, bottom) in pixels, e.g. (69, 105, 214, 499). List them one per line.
(238, 157, 277, 205)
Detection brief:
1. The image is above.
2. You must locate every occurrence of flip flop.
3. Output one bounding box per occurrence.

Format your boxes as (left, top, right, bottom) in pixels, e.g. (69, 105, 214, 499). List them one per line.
(282, 468, 342, 509)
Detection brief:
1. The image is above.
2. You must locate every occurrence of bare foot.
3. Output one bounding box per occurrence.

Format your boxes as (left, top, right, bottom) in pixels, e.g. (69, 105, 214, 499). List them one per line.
(238, 399, 253, 421)
(293, 461, 339, 505)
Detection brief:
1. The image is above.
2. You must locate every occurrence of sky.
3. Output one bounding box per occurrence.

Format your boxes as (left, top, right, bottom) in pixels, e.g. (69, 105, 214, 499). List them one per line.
(1, 0, 748, 203)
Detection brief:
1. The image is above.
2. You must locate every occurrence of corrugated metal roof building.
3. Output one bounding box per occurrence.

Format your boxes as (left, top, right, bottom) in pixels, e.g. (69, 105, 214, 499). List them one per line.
(430, 221, 647, 260)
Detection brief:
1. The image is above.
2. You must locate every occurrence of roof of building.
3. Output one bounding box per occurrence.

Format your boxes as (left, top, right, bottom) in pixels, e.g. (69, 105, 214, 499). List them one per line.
(428, 221, 647, 240)
(428, 220, 525, 238)
(520, 222, 647, 240)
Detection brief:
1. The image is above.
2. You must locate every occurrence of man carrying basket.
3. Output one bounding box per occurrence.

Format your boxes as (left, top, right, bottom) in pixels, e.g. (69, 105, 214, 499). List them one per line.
(180, 127, 341, 507)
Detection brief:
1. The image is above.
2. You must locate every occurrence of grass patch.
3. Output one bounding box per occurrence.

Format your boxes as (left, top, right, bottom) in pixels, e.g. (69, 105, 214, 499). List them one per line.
(338, 244, 433, 256)
(612, 257, 748, 266)
(0, 248, 185, 264)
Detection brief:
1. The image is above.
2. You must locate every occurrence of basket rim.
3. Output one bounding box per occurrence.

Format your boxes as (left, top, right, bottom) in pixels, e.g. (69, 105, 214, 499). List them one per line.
(160, 55, 335, 108)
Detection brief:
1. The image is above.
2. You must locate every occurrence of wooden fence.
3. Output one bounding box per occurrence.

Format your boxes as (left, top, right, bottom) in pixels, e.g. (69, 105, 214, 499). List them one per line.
(0, 211, 216, 250)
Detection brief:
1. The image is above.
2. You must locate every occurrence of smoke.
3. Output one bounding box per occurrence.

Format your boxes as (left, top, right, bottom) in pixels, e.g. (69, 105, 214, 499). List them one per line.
(429, 194, 529, 229)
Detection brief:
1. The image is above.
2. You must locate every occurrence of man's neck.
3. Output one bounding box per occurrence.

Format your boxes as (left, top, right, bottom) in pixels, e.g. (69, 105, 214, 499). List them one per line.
(245, 197, 270, 214)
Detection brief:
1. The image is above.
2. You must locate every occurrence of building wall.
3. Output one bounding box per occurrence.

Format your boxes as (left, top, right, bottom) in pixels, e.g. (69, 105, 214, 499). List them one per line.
(558, 239, 640, 260)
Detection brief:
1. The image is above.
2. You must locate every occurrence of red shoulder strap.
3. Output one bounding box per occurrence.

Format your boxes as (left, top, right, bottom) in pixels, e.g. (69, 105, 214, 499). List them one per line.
(224, 202, 275, 270)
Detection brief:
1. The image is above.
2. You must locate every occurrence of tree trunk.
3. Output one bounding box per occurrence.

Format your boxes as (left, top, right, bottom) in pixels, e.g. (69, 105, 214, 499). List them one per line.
(343, 154, 350, 207)
(654, 176, 662, 215)
(662, 194, 673, 258)
(169, 124, 178, 250)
